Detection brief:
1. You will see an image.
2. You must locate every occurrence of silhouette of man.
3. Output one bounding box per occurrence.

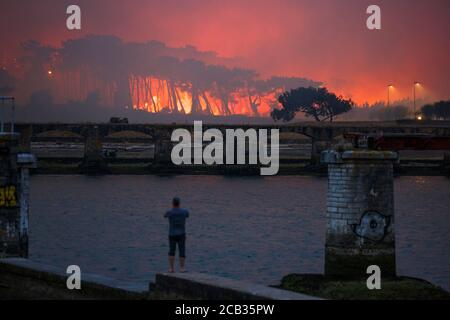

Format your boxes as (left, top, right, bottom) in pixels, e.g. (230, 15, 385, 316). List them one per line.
(164, 197, 189, 273)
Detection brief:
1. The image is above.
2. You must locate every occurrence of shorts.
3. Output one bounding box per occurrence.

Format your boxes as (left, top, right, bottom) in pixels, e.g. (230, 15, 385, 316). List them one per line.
(168, 234, 186, 258)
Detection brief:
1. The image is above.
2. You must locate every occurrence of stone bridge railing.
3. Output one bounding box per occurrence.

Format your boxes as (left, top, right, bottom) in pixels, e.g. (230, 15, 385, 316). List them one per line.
(10, 121, 450, 169)
(13, 121, 450, 140)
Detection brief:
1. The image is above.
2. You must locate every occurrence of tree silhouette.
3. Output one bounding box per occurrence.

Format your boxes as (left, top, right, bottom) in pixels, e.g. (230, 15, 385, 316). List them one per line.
(369, 105, 409, 120)
(421, 101, 450, 120)
(271, 86, 353, 122)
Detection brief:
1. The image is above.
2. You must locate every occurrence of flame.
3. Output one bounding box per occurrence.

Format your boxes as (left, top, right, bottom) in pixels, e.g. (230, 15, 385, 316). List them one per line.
(129, 75, 274, 116)
(44, 68, 278, 116)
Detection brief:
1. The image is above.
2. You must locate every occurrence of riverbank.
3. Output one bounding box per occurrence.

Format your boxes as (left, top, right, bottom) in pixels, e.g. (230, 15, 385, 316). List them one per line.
(3, 258, 448, 300)
(0, 259, 316, 300)
(278, 274, 450, 300)
(31, 161, 449, 176)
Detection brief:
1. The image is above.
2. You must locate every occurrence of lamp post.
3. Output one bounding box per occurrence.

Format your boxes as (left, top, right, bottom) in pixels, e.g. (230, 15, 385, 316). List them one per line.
(413, 81, 420, 119)
(387, 84, 393, 107)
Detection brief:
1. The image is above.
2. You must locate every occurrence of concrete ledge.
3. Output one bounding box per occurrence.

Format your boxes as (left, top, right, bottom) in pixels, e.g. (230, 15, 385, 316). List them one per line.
(155, 272, 322, 300)
(321, 150, 343, 164)
(0, 258, 148, 299)
(1, 259, 322, 300)
(321, 149, 398, 164)
(341, 150, 398, 161)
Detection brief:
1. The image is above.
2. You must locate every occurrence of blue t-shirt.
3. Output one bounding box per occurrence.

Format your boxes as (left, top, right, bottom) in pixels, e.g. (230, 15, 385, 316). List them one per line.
(164, 208, 189, 236)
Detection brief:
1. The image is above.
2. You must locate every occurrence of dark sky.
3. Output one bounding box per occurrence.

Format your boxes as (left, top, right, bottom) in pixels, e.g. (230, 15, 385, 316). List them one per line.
(1, 0, 450, 104)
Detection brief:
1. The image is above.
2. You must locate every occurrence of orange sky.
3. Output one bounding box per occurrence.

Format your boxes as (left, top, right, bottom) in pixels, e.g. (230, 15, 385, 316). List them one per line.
(1, 0, 450, 104)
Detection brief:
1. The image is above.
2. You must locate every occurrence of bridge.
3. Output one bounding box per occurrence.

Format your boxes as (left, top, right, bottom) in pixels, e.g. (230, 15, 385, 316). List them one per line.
(11, 121, 450, 171)
(13, 120, 450, 139)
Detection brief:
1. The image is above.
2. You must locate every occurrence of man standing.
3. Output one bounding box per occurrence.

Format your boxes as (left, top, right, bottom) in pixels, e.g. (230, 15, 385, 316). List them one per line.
(164, 197, 189, 273)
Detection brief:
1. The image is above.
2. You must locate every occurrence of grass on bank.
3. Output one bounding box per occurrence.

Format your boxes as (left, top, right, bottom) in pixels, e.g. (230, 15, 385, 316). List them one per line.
(279, 274, 450, 300)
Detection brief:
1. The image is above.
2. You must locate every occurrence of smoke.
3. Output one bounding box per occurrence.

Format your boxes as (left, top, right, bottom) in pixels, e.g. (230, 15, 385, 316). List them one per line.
(0, 69, 16, 95)
(11, 35, 321, 120)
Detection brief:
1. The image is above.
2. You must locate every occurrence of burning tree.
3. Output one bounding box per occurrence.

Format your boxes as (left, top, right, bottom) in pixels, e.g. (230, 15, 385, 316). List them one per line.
(15, 35, 322, 117)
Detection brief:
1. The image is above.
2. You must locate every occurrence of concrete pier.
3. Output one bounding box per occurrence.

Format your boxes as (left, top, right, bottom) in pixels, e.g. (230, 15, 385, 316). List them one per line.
(0, 134, 36, 258)
(153, 138, 173, 165)
(443, 153, 450, 175)
(155, 272, 321, 300)
(0, 258, 148, 299)
(80, 127, 108, 174)
(321, 149, 398, 278)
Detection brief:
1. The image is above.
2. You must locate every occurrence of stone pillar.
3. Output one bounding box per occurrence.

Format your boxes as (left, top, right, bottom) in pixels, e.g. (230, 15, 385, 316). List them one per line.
(80, 127, 108, 174)
(153, 138, 173, 166)
(0, 134, 36, 258)
(311, 140, 332, 166)
(321, 150, 398, 278)
(17, 153, 36, 256)
(442, 153, 450, 175)
(18, 125, 32, 153)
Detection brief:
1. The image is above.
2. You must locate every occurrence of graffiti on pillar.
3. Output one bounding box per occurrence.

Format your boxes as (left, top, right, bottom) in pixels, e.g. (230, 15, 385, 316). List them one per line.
(351, 210, 390, 242)
(0, 185, 18, 208)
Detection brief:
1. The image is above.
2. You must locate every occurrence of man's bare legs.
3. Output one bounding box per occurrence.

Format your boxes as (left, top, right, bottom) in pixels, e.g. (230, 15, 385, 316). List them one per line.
(168, 256, 175, 273)
(168, 256, 185, 273)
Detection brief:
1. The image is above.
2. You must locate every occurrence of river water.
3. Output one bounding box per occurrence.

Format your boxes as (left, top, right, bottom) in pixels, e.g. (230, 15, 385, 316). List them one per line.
(29, 175, 450, 290)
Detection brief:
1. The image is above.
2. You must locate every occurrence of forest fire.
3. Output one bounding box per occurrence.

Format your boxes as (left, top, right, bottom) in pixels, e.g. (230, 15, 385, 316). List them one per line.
(128, 75, 281, 116)
(6, 35, 321, 117)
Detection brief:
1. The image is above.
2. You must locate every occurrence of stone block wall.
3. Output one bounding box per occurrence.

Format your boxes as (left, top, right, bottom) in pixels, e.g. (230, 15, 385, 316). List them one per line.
(322, 150, 398, 278)
(0, 135, 22, 257)
(0, 135, 35, 258)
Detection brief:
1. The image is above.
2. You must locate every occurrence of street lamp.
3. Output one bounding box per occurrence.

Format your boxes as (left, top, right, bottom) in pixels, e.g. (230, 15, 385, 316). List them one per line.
(413, 81, 420, 119)
(387, 84, 394, 107)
